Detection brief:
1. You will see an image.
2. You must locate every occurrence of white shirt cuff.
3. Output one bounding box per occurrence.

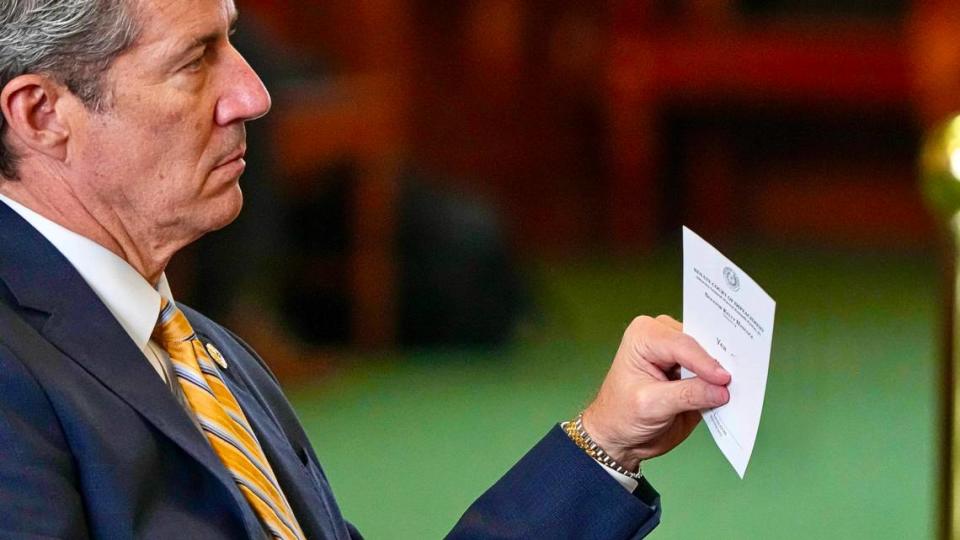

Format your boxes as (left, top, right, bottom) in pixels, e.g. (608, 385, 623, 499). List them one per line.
(600, 462, 639, 492)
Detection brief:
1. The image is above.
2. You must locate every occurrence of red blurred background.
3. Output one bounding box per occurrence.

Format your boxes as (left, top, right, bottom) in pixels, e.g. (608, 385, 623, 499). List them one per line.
(172, 0, 960, 362)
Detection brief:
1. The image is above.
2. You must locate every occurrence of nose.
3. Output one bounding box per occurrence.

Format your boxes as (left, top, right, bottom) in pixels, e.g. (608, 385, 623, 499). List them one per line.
(215, 47, 272, 126)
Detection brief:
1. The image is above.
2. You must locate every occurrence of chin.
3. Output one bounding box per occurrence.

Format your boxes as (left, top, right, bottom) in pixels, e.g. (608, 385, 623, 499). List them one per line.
(216, 188, 244, 230)
(203, 184, 244, 232)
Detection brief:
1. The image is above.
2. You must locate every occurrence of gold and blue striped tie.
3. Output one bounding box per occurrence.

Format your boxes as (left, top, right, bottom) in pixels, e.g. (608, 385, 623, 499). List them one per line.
(153, 298, 305, 540)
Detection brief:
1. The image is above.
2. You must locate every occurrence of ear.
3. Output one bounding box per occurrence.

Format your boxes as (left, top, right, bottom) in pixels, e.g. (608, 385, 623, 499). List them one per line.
(0, 74, 72, 162)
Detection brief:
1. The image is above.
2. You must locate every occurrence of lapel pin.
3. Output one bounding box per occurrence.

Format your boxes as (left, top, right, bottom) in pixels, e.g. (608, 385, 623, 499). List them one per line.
(205, 343, 228, 370)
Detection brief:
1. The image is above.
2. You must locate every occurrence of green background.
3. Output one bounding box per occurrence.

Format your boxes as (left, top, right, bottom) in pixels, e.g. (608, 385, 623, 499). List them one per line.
(287, 245, 938, 539)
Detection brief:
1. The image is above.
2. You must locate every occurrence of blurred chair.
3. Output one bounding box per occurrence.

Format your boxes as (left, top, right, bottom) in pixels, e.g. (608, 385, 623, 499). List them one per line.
(272, 75, 407, 347)
(604, 0, 912, 248)
(247, 0, 413, 348)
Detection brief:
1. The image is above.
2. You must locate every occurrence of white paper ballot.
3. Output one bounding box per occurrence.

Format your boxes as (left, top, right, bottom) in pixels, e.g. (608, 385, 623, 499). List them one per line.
(681, 227, 775, 478)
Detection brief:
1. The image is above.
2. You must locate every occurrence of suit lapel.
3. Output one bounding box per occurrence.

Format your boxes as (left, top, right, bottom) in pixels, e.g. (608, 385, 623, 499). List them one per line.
(195, 332, 336, 538)
(189, 326, 351, 539)
(0, 202, 263, 539)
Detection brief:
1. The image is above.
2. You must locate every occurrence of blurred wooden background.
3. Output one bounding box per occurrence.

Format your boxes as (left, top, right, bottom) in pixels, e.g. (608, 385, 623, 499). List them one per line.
(242, 0, 949, 252)
(224, 0, 960, 347)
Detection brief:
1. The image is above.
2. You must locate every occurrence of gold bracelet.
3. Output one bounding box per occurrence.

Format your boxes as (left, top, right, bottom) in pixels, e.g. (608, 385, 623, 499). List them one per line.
(562, 412, 642, 480)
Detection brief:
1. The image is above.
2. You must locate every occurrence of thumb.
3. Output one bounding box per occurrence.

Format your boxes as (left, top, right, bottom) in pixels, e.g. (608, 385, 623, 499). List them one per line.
(655, 377, 729, 417)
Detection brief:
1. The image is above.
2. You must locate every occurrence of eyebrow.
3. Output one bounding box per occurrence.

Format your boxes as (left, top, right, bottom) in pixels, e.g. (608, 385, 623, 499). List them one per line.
(181, 12, 239, 55)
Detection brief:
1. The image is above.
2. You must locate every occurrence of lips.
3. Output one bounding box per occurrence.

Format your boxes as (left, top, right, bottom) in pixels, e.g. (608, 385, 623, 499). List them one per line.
(215, 146, 246, 168)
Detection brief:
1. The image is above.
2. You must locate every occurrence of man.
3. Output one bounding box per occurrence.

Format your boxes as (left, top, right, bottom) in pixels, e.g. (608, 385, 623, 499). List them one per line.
(0, 1, 731, 538)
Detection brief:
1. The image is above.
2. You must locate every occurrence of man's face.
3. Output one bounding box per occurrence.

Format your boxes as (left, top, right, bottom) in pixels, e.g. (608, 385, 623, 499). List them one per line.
(67, 0, 271, 247)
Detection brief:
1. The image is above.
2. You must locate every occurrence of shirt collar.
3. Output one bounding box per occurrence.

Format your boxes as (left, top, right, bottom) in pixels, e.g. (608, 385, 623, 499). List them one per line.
(0, 194, 173, 352)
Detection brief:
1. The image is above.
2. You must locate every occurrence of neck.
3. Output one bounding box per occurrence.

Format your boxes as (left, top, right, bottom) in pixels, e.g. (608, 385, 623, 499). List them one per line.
(0, 170, 174, 286)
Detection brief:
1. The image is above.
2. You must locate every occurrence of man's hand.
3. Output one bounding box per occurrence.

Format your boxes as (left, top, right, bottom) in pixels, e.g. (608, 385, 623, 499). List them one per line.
(582, 315, 731, 470)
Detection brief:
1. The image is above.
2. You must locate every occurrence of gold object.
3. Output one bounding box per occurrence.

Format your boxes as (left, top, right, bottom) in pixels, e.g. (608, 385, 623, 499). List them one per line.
(563, 420, 595, 457)
(921, 113, 960, 540)
(562, 413, 641, 480)
(205, 343, 228, 370)
(922, 115, 960, 220)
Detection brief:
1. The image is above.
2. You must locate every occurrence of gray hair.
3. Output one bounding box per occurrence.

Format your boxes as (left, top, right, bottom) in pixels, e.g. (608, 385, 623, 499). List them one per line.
(0, 0, 141, 179)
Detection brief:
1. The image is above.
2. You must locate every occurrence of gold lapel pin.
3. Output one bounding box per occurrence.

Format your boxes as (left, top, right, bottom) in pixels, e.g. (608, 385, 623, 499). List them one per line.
(205, 343, 228, 370)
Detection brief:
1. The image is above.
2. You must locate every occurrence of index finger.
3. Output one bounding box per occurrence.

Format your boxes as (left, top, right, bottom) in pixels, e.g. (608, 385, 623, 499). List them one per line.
(635, 317, 730, 385)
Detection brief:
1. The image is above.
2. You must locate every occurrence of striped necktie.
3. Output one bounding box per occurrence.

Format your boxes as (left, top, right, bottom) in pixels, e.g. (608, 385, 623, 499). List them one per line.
(153, 298, 305, 540)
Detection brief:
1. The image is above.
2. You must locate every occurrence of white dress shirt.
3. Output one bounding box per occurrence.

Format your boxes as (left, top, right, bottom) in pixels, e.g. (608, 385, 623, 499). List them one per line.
(0, 194, 174, 383)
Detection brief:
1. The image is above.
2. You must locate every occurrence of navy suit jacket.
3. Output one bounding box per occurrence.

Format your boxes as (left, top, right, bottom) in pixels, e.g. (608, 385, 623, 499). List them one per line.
(0, 201, 661, 539)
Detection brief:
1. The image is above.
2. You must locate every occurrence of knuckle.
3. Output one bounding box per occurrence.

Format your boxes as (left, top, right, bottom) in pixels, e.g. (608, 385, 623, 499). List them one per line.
(627, 315, 654, 338)
(630, 315, 653, 330)
(655, 314, 674, 324)
(678, 383, 696, 406)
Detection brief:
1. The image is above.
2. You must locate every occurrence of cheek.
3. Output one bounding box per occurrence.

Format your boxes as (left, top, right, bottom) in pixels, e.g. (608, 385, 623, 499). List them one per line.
(144, 114, 214, 177)
(147, 109, 193, 146)
(93, 88, 217, 184)
(169, 113, 215, 162)
(130, 87, 207, 143)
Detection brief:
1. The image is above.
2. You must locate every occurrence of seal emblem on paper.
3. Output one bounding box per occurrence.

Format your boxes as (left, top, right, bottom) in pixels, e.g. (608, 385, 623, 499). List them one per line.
(723, 266, 741, 292)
